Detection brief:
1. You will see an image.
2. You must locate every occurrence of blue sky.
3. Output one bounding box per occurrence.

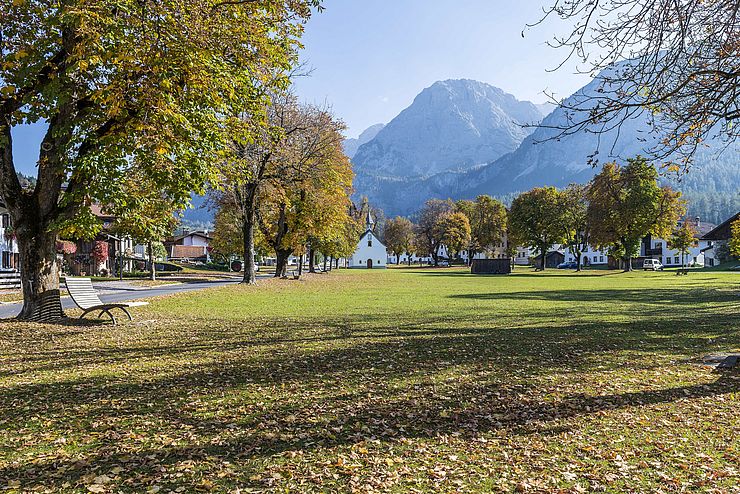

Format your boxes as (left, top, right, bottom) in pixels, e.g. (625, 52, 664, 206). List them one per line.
(12, 1, 591, 175)
(293, 0, 592, 138)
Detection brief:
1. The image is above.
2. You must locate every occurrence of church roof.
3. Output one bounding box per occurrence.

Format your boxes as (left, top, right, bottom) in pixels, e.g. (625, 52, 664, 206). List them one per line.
(358, 228, 385, 247)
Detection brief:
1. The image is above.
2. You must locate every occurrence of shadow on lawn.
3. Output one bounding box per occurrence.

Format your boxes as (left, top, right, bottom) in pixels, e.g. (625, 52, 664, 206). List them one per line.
(1, 300, 732, 381)
(408, 269, 625, 278)
(450, 287, 740, 305)
(1, 304, 739, 489)
(0, 360, 738, 489)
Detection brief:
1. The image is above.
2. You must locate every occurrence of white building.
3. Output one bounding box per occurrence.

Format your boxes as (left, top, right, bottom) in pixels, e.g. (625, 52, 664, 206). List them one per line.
(564, 244, 609, 266)
(641, 218, 716, 267)
(348, 212, 387, 269)
(0, 203, 19, 272)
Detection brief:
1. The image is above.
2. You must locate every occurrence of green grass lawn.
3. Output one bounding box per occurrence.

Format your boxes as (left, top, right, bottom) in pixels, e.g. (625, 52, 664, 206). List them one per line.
(1, 268, 739, 493)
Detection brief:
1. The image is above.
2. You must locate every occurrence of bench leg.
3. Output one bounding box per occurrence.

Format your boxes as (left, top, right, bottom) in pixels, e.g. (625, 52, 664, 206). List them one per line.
(79, 308, 94, 320)
(102, 309, 117, 324)
(117, 307, 133, 321)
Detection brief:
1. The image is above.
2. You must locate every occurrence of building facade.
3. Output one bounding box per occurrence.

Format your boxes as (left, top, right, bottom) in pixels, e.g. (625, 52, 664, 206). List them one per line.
(348, 213, 387, 269)
(0, 203, 19, 272)
(165, 230, 212, 262)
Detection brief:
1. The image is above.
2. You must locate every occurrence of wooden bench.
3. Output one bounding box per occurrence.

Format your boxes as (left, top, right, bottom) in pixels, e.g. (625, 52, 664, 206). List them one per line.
(676, 268, 689, 275)
(64, 277, 148, 324)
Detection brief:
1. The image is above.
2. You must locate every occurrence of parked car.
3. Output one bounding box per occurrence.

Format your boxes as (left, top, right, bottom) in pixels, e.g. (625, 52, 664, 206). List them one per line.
(643, 258, 664, 271)
(557, 261, 578, 269)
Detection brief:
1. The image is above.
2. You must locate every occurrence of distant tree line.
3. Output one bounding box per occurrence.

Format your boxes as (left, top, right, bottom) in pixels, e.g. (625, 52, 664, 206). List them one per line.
(388, 156, 692, 272)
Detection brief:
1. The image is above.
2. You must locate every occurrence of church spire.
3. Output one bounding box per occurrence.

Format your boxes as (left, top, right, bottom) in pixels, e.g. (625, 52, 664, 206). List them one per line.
(366, 209, 374, 229)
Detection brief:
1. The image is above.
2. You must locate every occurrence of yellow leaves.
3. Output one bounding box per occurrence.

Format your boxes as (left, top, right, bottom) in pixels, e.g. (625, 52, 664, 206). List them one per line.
(5, 480, 21, 490)
(0, 85, 16, 96)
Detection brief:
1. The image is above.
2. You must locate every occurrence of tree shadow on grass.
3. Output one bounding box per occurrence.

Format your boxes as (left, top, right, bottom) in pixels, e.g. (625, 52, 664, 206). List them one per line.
(1, 300, 739, 489)
(449, 287, 740, 305)
(408, 269, 627, 278)
(2, 301, 733, 382)
(0, 362, 737, 490)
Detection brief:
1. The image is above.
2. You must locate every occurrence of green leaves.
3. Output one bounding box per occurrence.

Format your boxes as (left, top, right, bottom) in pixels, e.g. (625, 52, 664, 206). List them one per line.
(509, 187, 567, 263)
(1, 0, 321, 307)
(587, 157, 685, 262)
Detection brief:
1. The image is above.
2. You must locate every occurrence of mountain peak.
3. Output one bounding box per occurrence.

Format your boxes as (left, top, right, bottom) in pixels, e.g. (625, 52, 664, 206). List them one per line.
(343, 123, 385, 159)
(352, 79, 543, 179)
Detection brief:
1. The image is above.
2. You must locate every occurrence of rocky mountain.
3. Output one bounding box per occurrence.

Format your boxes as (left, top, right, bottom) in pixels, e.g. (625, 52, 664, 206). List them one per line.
(352, 79, 544, 179)
(343, 123, 385, 159)
(353, 75, 740, 217)
(534, 102, 557, 117)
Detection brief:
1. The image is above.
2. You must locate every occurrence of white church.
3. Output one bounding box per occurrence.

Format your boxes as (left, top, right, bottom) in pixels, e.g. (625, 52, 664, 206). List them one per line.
(347, 211, 387, 269)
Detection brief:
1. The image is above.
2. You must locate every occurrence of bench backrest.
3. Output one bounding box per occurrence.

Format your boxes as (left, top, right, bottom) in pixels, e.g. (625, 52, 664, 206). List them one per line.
(64, 277, 103, 310)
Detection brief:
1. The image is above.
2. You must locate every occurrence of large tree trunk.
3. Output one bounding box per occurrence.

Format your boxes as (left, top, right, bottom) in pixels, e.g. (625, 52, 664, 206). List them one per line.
(16, 228, 64, 321)
(323, 255, 327, 272)
(275, 249, 290, 278)
(576, 251, 582, 272)
(540, 245, 547, 271)
(241, 190, 258, 285)
(624, 256, 633, 272)
(298, 254, 304, 277)
(148, 240, 156, 281)
(308, 246, 316, 273)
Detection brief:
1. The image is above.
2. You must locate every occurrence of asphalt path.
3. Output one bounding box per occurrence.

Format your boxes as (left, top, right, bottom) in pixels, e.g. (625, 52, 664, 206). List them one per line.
(0, 277, 253, 319)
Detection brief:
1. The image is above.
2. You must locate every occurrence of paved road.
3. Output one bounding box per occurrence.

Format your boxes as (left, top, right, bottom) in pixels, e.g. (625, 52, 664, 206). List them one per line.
(0, 277, 253, 319)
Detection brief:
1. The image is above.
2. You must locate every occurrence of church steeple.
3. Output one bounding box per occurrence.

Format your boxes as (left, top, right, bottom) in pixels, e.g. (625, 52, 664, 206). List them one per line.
(366, 209, 374, 229)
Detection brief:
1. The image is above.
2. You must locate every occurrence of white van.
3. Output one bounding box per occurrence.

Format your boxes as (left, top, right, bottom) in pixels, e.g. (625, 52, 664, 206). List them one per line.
(643, 258, 664, 271)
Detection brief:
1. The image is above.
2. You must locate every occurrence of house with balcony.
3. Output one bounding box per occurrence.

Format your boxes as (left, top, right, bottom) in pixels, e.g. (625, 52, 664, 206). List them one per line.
(641, 217, 717, 267)
(66, 204, 136, 276)
(700, 213, 739, 267)
(164, 230, 212, 262)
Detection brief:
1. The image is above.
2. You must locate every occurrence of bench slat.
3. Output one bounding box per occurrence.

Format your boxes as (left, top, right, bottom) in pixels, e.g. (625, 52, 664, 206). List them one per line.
(63, 277, 148, 316)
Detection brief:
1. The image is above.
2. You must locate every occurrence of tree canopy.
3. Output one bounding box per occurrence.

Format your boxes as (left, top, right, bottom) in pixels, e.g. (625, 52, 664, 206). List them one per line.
(0, 0, 321, 318)
(587, 157, 685, 270)
(509, 186, 565, 270)
(456, 195, 507, 261)
(730, 219, 740, 260)
(383, 216, 414, 263)
(414, 199, 454, 266)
